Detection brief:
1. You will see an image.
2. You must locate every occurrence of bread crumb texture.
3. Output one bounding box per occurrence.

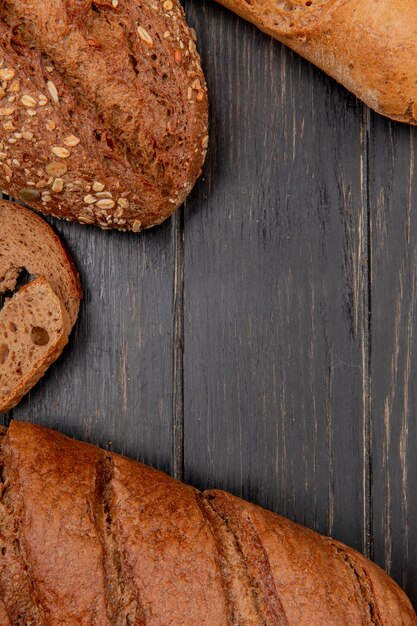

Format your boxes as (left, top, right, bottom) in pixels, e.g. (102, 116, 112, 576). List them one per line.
(0, 0, 208, 231)
(0, 200, 81, 326)
(0, 277, 69, 412)
(0, 200, 81, 411)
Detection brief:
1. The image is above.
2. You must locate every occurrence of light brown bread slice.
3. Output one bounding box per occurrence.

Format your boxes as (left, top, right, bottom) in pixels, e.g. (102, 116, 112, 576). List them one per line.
(1, 420, 416, 625)
(0, 277, 70, 412)
(0, 0, 208, 231)
(213, 0, 417, 124)
(0, 199, 81, 327)
(0, 200, 80, 411)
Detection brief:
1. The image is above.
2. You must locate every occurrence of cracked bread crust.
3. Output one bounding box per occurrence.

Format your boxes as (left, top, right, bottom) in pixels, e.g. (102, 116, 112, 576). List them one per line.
(214, 0, 417, 124)
(1, 421, 416, 625)
(0, 0, 208, 231)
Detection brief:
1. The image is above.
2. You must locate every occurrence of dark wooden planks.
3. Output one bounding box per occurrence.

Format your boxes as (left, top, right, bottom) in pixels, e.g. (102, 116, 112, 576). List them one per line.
(183, 1, 368, 553)
(0, 0, 416, 608)
(9, 216, 176, 472)
(369, 116, 417, 604)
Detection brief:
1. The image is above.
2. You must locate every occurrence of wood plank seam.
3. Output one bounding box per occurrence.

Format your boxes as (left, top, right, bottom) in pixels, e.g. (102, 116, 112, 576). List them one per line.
(172, 207, 185, 481)
(361, 103, 373, 561)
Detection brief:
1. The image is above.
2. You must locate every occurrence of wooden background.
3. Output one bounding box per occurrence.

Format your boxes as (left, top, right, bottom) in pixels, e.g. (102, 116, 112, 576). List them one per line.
(2, 0, 417, 608)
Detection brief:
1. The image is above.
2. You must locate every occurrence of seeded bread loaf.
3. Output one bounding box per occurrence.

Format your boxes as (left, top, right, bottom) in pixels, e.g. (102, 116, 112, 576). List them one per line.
(1, 420, 415, 625)
(0, 0, 208, 232)
(0, 277, 70, 412)
(213, 0, 417, 124)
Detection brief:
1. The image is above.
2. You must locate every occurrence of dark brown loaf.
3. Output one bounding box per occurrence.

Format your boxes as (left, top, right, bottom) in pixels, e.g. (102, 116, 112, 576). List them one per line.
(0, 0, 208, 231)
(0, 421, 415, 625)
(213, 0, 417, 125)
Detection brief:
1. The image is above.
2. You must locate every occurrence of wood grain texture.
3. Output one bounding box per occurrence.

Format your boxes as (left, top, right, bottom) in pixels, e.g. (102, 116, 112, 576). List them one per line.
(369, 115, 417, 606)
(7, 216, 176, 473)
(1, 0, 416, 609)
(182, 0, 368, 553)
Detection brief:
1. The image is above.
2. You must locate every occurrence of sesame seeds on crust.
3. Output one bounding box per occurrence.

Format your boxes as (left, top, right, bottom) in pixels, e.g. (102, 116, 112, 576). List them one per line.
(0, 0, 208, 232)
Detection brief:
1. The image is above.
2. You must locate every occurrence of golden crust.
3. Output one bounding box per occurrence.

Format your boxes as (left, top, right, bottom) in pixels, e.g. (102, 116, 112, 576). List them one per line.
(0, 421, 415, 624)
(214, 0, 417, 124)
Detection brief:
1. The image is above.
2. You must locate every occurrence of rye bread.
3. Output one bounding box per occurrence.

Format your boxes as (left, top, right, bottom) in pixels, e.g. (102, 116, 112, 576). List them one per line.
(0, 200, 80, 411)
(0, 277, 70, 412)
(0, 420, 415, 625)
(0, 199, 81, 327)
(0, 0, 208, 231)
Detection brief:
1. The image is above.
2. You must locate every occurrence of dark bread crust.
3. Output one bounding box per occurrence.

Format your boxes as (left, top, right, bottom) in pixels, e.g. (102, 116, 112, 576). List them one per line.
(0, 0, 208, 231)
(205, 490, 417, 625)
(0, 422, 110, 624)
(327, 539, 417, 626)
(1, 421, 416, 625)
(0, 600, 10, 626)
(0, 427, 46, 624)
(109, 454, 229, 624)
(1, 421, 229, 625)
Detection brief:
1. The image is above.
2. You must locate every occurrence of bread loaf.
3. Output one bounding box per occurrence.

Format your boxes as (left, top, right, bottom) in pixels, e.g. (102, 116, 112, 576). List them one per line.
(213, 0, 417, 125)
(0, 420, 415, 625)
(0, 201, 81, 411)
(0, 0, 208, 231)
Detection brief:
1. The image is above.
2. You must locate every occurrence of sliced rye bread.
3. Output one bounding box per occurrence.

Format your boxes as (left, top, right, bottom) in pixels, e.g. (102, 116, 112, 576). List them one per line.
(0, 276, 70, 412)
(0, 199, 81, 328)
(0, 0, 208, 231)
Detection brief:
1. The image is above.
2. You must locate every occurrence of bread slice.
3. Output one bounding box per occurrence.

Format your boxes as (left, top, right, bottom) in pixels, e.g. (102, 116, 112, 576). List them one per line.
(0, 0, 208, 231)
(214, 0, 417, 124)
(0, 277, 70, 412)
(0, 200, 80, 411)
(0, 200, 81, 328)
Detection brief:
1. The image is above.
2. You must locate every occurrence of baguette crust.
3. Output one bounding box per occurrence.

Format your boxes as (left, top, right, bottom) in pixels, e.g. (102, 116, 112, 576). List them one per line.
(214, 0, 417, 124)
(0, 0, 208, 231)
(1, 420, 416, 625)
(0, 601, 10, 626)
(205, 489, 417, 625)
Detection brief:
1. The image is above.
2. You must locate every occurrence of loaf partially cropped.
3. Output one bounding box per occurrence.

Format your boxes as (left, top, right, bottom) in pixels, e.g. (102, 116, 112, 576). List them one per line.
(0, 278, 70, 412)
(0, 0, 208, 231)
(213, 0, 417, 125)
(0, 201, 81, 411)
(0, 200, 81, 326)
(0, 420, 415, 625)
